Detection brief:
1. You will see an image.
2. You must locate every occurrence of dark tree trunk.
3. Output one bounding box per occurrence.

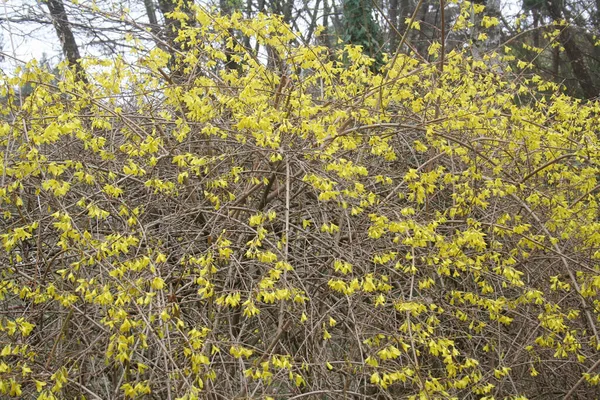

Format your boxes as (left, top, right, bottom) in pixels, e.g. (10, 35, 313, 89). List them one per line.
(595, 0, 600, 30)
(322, 0, 332, 50)
(271, 0, 294, 23)
(45, 0, 87, 83)
(282, 0, 294, 23)
(244, 0, 253, 50)
(157, 0, 195, 80)
(389, 0, 400, 51)
(553, 42, 560, 77)
(399, 0, 411, 29)
(144, 0, 174, 54)
(157, 0, 194, 52)
(414, 0, 430, 56)
(546, 0, 598, 98)
(561, 27, 597, 98)
(220, 0, 242, 72)
(143, 0, 159, 26)
(532, 8, 540, 48)
(305, 0, 323, 44)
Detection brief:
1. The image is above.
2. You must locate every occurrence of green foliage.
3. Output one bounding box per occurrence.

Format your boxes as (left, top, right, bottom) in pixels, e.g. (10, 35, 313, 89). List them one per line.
(522, 0, 546, 11)
(342, 0, 383, 66)
(1, 3, 600, 400)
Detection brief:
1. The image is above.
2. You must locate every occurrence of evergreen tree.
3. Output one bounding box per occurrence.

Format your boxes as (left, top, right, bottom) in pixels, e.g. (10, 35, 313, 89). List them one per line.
(342, 0, 383, 67)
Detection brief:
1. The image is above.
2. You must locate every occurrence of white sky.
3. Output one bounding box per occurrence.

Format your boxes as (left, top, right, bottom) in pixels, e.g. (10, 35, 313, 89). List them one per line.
(1, 0, 67, 71)
(0, 0, 152, 72)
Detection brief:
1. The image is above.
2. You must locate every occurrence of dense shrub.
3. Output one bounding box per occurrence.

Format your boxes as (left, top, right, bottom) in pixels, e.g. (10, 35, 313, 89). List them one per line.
(1, 5, 600, 399)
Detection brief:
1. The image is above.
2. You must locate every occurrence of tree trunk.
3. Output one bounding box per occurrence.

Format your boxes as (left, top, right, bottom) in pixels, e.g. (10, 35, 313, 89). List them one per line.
(220, 0, 242, 72)
(157, 0, 193, 52)
(305, 0, 324, 44)
(561, 27, 597, 98)
(45, 0, 87, 83)
(532, 8, 540, 48)
(322, 0, 332, 49)
(143, 0, 159, 26)
(389, 0, 400, 51)
(157, 0, 195, 79)
(546, 0, 598, 98)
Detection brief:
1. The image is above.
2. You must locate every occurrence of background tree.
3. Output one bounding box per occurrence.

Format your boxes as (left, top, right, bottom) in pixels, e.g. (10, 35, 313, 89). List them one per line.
(510, 0, 600, 98)
(342, 0, 383, 62)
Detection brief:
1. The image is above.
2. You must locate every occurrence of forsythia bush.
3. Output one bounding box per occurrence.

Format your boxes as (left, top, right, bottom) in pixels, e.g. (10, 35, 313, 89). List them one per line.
(1, 4, 600, 399)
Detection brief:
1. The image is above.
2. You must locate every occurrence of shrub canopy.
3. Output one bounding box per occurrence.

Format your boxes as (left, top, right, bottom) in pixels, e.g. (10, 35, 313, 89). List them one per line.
(1, 5, 600, 400)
